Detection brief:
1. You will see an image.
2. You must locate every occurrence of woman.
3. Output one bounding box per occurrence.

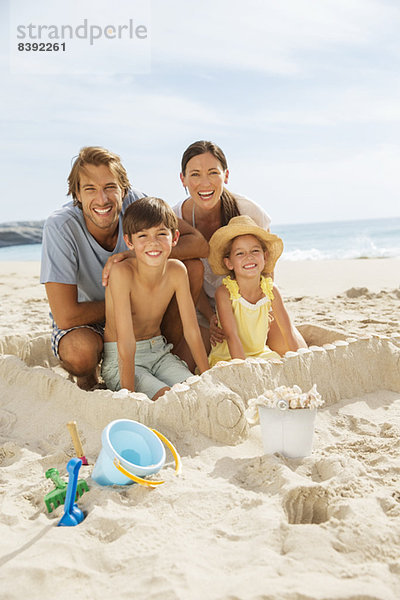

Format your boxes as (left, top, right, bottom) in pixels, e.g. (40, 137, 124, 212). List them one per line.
(173, 140, 306, 357)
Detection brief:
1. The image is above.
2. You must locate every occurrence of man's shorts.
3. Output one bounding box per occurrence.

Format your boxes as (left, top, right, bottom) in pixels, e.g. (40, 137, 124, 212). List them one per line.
(50, 314, 104, 360)
(101, 335, 192, 399)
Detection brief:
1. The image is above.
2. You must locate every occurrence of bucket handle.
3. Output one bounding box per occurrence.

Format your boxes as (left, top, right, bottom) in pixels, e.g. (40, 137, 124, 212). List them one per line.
(112, 428, 182, 487)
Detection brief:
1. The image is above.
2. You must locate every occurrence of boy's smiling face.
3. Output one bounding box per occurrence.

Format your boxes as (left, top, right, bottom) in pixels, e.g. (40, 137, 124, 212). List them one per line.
(124, 224, 179, 266)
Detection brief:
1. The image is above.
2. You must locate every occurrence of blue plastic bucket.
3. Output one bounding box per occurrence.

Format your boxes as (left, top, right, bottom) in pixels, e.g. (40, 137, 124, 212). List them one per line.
(92, 419, 166, 486)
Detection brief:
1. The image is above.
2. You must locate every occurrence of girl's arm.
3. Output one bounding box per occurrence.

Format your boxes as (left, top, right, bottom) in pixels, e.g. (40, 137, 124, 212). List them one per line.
(109, 264, 136, 391)
(270, 285, 305, 352)
(215, 285, 246, 360)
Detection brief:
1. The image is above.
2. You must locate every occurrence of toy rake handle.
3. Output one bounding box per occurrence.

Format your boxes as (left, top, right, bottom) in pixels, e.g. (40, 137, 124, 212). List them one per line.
(67, 421, 85, 457)
(45, 468, 66, 490)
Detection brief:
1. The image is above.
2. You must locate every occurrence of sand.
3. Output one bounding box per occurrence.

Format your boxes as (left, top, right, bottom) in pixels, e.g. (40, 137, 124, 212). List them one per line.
(0, 259, 399, 600)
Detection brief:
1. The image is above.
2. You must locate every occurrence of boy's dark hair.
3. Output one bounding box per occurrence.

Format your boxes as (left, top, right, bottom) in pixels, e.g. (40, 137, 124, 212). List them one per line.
(123, 197, 178, 237)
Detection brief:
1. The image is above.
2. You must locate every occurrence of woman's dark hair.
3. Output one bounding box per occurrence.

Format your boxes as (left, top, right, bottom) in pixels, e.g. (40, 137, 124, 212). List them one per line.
(181, 140, 240, 226)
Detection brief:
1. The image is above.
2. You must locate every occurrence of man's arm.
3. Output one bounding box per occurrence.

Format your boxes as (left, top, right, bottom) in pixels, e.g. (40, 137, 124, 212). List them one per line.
(215, 285, 246, 360)
(170, 218, 209, 260)
(45, 282, 105, 330)
(172, 262, 209, 373)
(108, 264, 136, 392)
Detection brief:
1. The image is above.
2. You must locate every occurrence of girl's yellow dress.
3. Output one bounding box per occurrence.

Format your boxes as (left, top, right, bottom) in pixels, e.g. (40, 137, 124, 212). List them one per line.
(208, 275, 280, 367)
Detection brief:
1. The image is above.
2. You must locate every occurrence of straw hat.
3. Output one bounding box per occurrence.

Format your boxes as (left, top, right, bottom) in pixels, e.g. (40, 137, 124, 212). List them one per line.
(208, 215, 284, 275)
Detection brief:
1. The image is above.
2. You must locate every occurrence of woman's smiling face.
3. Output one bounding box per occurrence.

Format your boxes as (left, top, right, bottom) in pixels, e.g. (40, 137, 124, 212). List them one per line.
(180, 152, 229, 212)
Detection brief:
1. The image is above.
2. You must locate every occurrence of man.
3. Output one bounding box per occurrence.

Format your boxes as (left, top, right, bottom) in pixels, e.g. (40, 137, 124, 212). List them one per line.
(40, 146, 207, 389)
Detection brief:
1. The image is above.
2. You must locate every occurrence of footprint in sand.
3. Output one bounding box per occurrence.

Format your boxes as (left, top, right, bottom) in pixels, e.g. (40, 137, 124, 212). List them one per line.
(0, 441, 21, 466)
(310, 456, 348, 482)
(85, 516, 127, 543)
(0, 409, 17, 437)
(283, 485, 329, 524)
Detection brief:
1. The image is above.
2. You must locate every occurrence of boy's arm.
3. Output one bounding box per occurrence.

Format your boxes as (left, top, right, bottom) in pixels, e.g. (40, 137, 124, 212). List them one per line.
(169, 218, 209, 260)
(215, 286, 246, 360)
(108, 265, 136, 392)
(196, 288, 225, 345)
(172, 262, 209, 373)
(270, 285, 303, 352)
(45, 282, 104, 329)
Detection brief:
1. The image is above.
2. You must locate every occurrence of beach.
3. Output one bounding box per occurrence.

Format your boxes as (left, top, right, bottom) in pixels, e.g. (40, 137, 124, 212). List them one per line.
(0, 258, 399, 600)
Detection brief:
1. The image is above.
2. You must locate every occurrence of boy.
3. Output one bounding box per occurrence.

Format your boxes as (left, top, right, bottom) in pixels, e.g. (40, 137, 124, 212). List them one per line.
(101, 197, 209, 400)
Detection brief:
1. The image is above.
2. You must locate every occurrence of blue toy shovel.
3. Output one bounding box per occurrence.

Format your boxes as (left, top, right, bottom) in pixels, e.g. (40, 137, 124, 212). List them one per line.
(58, 458, 85, 527)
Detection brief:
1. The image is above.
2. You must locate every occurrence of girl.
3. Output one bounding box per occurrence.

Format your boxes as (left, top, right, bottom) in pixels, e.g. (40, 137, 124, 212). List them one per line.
(208, 215, 306, 367)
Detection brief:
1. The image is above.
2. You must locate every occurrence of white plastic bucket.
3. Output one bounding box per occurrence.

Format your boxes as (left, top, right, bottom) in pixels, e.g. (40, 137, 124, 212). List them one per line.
(92, 419, 167, 486)
(258, 406, 316, 458)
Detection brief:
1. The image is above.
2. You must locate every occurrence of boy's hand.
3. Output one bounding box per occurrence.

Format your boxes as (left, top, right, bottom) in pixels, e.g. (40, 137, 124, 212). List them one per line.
(209, 314, 225, 346)
(102, 250, 135, 286)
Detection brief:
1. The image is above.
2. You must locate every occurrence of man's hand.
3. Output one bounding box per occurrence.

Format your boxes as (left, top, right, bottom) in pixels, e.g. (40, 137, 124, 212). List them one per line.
(209, 314, 225, 346)
(102, 250, 135, 287)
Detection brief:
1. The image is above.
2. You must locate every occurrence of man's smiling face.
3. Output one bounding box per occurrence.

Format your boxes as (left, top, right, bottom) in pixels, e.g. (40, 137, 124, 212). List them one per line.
(76, 163, 124, 237)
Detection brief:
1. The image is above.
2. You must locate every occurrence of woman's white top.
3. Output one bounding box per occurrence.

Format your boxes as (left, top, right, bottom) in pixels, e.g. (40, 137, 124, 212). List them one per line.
(172, 194, 271, 299)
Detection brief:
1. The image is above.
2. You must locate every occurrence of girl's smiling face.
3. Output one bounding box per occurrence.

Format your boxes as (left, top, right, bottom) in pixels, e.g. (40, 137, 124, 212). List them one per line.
(180, 152, 229, 212)
(224, 235, 266, 278)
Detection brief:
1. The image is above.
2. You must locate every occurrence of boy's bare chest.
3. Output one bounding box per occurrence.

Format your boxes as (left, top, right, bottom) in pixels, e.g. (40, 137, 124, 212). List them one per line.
(129, 279, 174, 328)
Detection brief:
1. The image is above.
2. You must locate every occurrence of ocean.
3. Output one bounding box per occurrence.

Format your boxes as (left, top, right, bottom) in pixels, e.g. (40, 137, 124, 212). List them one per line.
(0, 217, 399, 262)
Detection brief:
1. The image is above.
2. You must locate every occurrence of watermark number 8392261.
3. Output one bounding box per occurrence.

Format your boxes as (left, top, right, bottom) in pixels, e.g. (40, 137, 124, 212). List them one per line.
(18, 43, 66, 52)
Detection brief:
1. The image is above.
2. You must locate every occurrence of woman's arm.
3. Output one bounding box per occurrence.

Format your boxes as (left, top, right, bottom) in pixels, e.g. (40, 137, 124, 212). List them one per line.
(215, 285, 246, 360)
(170, 218, 209, 260)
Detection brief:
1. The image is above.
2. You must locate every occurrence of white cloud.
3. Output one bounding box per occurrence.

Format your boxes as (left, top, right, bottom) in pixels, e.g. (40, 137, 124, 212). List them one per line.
(1, 0, 399, 224)
(151, 0, 399, 75)
(231, 144, 400, 224)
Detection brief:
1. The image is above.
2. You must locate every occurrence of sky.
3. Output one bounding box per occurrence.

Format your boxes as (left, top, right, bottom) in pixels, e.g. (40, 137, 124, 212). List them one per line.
(1, 0, 399, 225)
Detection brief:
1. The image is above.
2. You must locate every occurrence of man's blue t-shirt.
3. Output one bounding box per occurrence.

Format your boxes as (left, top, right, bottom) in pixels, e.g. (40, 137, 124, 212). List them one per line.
(40, 188, 144, 303)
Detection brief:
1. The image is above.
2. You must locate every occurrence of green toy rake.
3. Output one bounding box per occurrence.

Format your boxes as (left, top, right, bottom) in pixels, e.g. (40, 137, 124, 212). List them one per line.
(44, 467, 89, 513)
